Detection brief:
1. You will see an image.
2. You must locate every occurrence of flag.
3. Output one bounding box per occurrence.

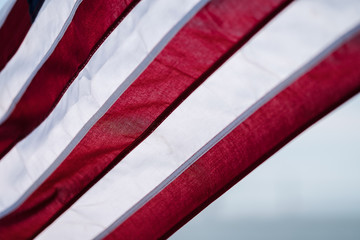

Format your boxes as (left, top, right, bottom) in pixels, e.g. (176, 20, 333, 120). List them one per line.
(0, 0, 359, 239)
(0, 0, 45, 70)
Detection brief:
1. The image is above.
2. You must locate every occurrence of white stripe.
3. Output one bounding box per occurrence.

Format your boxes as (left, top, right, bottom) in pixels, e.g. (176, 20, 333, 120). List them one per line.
(0, 0, 81, 122)
(0, 0, 16, 29)
(0, 0, 207, 218)
(37, 1, 360, 239)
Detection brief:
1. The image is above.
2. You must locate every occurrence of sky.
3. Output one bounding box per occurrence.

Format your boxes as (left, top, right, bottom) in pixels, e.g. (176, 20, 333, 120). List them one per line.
(0, 0, 7, 10)
(1, 0, 359, 239)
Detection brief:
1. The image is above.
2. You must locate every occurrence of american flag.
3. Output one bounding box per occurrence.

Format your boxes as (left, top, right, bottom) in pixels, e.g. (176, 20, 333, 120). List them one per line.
(0, 0, 359, 239)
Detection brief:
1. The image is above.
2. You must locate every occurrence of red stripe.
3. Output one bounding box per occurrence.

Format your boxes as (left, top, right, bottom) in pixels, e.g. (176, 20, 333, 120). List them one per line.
(103, 31, 360, 240)
(0, 0, 31, 71)
(0, 0, 291, 239)
(0, 0, 139, 160)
